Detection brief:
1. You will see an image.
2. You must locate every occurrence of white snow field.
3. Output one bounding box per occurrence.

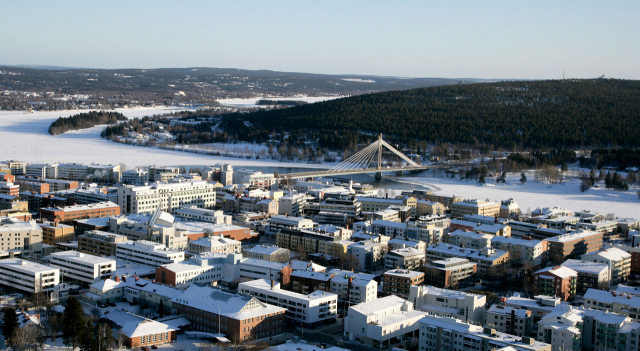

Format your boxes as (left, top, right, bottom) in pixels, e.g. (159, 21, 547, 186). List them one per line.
(391, 171, 640, 219)
(0, 107, 327, 168)
(218, 95, 344, 107)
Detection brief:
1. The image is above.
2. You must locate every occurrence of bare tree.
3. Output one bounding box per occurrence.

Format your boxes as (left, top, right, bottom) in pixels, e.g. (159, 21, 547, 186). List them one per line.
(271, 250, 291, 263)
(116, 328, 127, 349)
(41, 314, 63, 346)
(91, 307, 101, 321)
(10, 325, 45, 351)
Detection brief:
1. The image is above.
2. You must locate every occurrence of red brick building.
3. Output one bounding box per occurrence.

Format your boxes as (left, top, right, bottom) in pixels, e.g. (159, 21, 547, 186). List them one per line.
(40, 201, 120, 223)
(105, 310, 177, 348)
(533, 266, 578, 301)
(172, 284, 287, 343)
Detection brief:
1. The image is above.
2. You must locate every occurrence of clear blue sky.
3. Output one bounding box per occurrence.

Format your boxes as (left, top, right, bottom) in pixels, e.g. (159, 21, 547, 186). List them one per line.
(1, 1, 638, 79)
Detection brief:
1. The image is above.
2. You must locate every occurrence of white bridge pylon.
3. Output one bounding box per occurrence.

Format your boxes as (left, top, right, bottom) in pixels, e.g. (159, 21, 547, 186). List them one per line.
(330, 134, 419, 172)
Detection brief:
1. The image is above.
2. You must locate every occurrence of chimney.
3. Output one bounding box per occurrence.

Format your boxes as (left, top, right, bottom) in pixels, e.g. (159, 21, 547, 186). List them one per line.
(122, 276, 127, 282)
(115, 276, 120, 282)
(270, 280, 275, 290)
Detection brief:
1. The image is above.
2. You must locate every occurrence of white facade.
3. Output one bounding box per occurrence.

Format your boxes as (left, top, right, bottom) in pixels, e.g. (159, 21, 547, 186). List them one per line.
(238, 279, 337, 326)
(116, 240, 185, 267)
(344, 295, 427, 345)
(118, 180, 216, 214)
(232, 169, 276, 188)
(173, 207, 231, 224)
(327, 269, 377, 304)
(188, 234, 241, 254)
(0, 218, 43, 253)
(347, 241, 388, 272)
(121, 168, 149, 185)
(581, 247, 631, 285)
(278, 194, 306, 216)
(57, 163, 88, 180)
(266, 215, 314, 235)
(409, 285, 486, 324)
(0, 258, 59, 293)
(49, 250, 116, 285)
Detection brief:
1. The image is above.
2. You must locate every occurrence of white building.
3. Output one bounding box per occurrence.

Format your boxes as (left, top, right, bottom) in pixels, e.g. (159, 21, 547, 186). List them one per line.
(505, 293, 565, 321)
(188, 234, 241, 255)
(116, 240, 185, 267)
(117, 180, 216, 214)
(384, 247, 426, 270)
(418, 315, 551, 351)
(238, 279, 337, 327)
(583, 288, 640, 322)
(49, 251, 116, 285)
(57, 163, 88, 181)
(173, 207, 231, 224)
(278, 194, 306, 216)
(121, 168, 149, 185)
(347, 241, 388, 272)
(0, 258, 59, 293)
(409, 285, 486, 324)
(327, 269, 377, 304)
(232, 169, 276, 188)
(266, 215, 314, 235)
(580, 247, 631, 285)
(0, 218, 43, 253)
(344, 295, 427, 347)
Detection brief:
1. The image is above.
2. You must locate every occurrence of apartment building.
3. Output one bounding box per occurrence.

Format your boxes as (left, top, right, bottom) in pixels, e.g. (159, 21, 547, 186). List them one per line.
(490, 236, 548, 267)
(16, 180, 50, 194)
(118, 180, 216, 214)
(500, 198, 520, 219)
(232, 169, 276, 188)
(156, 259, 225, 288)
(416, 199, 445, 216)
(383, 269, 424, 298)
(278, 193, 306, 216)
(57, 163, 88, 181)
(72, 186, 119, 205)
(86, 164, 121, 183)
(466, 247, 510, 277)
(238, 279, 338, 327)
(276, 227, 347, 256)
(384, 247, 426, 270)
(356, 196, 417, 216)
(447, 230, 493, 249)
(409, 285, 486, 324)
(49, 250, 116, 285)
(406, 222, 444, 244)
(173, 284, 287, 343)
(188, 234, 241, 254)
(0, 258, 59, 293)
(344, 295, 427, 348)
(40, 201, 120, 223)
(266, 215, 314, 235)
(418, 315, 551, 351)
(583, 288, 640, 322)
(290, 270, 334, 294)
(533, 266, 578, 301)
(544, 230, 603, 264)
(38, 221, 74, 245)
(109, 213, 188, 249)
(25, 164, 56, 179)
(560, 259, 610, 295)
(173, 206, 231, 224)
(348, 241, 388, 272)
(450, 199, 500, 219)
(505, 294, 564, 323)
(0, 182, 19, 196)
(78, 230, 128, 256)
(242, 245, 290, 262)
(327, 269, 377, 304)
(581, 247, 631, 285)
(116, 240, 185, 267)
(121, 168, 149, 185)
(0, 218, 44, 253)
(423, 258, 477, 288)
(7, 160, 26, 176)
(485, 305, 534, 337)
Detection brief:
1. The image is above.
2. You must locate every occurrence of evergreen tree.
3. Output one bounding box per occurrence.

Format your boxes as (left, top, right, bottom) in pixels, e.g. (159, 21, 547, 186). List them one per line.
(79, 320, 97, 351)
(520, 172, 527, 184)
(478, 173, 486, 184)
(1, 307, 18, 342)
(589, 169, 596, 184)
(158, 299, 165, 318)
(63, 297, 86, 350)
(605, 172, 613, 188)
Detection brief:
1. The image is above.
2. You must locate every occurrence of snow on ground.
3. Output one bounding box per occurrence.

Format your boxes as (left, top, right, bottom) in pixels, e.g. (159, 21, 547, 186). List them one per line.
(0, 108, 327, 169)
(392, 171, 640, 219)
(218, 95, 344, 107)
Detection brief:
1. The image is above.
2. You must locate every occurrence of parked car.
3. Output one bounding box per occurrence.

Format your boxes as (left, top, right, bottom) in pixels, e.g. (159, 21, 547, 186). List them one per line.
(141, 347, 149, 351)
(97, 303, 107, 308)
(151, 346, 158, 349)
(107, 302, 116, 307)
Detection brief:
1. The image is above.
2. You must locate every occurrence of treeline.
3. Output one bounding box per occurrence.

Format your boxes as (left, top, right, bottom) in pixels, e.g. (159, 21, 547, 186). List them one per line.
(256, 99, 308, 106)
(49, 111, 127, 135)
(578, 148, 640, 170)
(218, 79, 640, 150)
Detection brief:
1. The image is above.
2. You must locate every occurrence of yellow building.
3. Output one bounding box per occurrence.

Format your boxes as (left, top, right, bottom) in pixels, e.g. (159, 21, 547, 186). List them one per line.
(39, 222, 75, 245)
(416, 200, 445, 216)
(451, 199, 500, 219)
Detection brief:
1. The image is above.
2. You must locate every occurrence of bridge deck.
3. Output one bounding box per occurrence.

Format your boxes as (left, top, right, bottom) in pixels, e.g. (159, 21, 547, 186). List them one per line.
(279, 165, 431, 179)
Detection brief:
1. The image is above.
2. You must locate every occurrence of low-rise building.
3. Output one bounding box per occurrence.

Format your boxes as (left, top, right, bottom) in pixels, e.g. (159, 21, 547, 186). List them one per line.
(505, 294, 565, 322)
(0, 217, 44, 253)
(78, 230, 128, 257)
(344, 295, 427, 348)
(450, 199, 500, 219)
(173, 284, 286, 343)
(173, 206, 231, 224)
(116, 240, 185, 267)
(188, 234, 241, 254)
(40, 201, 120, 223)
(560, 259, 610, 295)
(533, 266, 578, 301)
(266, 215, 314, 236)
(583, 288, 640, 322)
(485, 305, 534, 337)
(290, 270, 334, 294)
(105, 310, 177, 348)
(544, 229, 603, 264)
(418, 315, 551, 351)
(242, 245, 290, 262)
(327, 269, 377, 304)
(423, 257, 477, 288)
(382, 269, 424, 298)
(238, 279, 337, 327)
(409, 285, 486, 324)
(580, 247, 631, 285)
(49, 250, 116, 285)
(38, 221, 75, 245)
(0, 258, 59, 293)
(384, 247, 426, 270)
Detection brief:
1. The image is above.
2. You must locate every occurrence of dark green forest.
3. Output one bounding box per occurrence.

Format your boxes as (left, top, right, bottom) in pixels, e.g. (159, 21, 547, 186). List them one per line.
(48, 111, 127, 135)
(218, 79, 640, 150)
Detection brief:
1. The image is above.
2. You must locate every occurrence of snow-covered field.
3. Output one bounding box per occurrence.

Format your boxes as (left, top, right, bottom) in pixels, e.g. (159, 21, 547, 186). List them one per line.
(0, 108, 327, 168)
(218, 95, 344, 107)
(392, 171, 640, 219)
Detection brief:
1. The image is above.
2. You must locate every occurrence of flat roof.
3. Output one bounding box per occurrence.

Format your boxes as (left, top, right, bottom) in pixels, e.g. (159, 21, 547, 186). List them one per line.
(384, 269, 424, 278)
(0, 258, 58, 273)
(50, 250, 116, 264)
(239, 279, 337, 301)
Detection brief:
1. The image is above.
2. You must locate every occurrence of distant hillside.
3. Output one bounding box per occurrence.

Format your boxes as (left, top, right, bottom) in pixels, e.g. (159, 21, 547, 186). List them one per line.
(219, 79, 640, 150)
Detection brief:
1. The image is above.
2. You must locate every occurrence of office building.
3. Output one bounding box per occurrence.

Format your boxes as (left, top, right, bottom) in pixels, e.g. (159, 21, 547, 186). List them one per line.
(49, 250, 116, 285)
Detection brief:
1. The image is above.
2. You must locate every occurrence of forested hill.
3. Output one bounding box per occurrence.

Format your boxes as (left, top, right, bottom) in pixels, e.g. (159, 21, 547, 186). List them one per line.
(221, 79, 640, 150)
(49, 111, 127, 135)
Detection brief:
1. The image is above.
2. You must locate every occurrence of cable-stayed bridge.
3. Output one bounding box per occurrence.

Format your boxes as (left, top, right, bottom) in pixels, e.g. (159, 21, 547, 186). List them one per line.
(279, 135, 432, 181)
